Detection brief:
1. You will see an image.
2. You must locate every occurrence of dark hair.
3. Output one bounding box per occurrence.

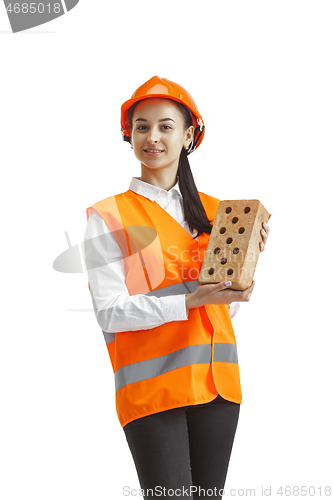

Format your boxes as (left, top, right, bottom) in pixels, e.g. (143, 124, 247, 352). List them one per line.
(128, 100, 213, 240)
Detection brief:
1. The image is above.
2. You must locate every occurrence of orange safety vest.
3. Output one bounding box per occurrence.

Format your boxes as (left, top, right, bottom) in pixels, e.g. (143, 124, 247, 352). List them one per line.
(86, 189, 242, 428)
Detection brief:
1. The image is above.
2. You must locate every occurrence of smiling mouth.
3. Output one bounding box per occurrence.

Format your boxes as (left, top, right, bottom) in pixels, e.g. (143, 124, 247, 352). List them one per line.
(144, 149, 164, 155)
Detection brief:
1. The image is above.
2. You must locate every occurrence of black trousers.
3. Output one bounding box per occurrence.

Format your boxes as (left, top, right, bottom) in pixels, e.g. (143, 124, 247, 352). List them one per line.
(123, 395, 240, 499)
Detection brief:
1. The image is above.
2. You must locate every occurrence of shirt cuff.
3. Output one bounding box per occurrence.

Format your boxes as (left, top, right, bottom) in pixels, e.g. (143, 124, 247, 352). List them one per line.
(161, 294, 189, 323)
(229, 302, 241, 319)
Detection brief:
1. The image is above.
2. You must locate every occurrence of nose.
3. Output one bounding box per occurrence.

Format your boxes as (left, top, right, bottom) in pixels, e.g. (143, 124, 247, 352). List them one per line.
(147, 126, 160, 144)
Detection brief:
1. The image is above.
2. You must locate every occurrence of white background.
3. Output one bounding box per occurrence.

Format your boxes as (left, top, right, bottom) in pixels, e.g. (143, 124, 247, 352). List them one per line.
(1, 1, 332, 498)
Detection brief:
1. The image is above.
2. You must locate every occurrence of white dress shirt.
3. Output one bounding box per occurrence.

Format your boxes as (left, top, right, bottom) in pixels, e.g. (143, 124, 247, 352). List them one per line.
(84, 176, 240, 333)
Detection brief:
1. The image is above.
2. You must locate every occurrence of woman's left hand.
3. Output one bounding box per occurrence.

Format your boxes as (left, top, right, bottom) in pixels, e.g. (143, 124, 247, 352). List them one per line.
(259, 221, 270, 252)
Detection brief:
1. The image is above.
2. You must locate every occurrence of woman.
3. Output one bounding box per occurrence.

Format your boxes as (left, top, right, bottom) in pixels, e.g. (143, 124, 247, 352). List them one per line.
(84, 76, 270, 499)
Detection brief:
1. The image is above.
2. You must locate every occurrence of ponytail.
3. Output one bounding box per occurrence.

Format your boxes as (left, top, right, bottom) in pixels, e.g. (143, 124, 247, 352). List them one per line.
(177, 146, 214, 240)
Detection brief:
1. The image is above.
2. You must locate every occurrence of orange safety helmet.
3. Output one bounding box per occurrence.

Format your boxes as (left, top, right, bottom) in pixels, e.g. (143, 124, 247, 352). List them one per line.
(120, 75, 205, 154)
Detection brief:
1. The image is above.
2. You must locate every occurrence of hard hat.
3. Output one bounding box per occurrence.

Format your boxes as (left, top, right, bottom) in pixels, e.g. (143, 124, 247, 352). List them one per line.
(120, 76, 205, 154)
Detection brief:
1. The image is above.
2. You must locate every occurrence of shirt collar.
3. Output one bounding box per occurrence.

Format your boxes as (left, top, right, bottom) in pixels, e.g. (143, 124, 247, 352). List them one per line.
(129, 176, 182, 202)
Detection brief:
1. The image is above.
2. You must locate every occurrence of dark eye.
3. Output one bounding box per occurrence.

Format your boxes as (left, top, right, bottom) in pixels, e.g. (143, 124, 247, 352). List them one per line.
(137, 125, 148, 130)
(162, 125, 172, 130)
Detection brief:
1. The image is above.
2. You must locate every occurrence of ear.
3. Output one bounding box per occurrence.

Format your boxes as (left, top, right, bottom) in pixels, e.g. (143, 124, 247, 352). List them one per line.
(184, 125, 194, 148)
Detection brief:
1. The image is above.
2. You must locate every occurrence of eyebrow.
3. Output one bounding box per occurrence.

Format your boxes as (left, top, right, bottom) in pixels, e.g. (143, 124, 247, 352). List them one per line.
(134, 118, 175, 123)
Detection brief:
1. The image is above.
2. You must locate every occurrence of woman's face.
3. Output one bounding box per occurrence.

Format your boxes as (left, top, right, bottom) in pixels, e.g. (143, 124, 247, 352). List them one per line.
(131, 97, 194, 175)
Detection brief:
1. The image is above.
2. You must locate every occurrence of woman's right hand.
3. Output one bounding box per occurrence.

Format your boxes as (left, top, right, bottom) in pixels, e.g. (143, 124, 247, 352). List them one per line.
(185, 280, 255, 310)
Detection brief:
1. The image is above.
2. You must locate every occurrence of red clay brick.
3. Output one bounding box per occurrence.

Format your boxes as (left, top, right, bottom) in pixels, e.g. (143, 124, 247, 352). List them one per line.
(199, 200, 271, 290)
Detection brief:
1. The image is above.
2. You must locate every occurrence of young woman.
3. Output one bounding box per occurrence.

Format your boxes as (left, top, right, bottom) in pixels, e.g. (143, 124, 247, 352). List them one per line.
(84, 76, 270, 500)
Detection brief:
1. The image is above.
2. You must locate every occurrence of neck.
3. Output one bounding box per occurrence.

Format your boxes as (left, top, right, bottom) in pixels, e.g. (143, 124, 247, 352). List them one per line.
(139, 165, 179, 191)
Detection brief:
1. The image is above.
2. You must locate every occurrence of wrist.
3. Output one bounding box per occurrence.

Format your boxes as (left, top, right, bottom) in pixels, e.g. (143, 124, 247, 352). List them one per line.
(185, 292, 201, 310)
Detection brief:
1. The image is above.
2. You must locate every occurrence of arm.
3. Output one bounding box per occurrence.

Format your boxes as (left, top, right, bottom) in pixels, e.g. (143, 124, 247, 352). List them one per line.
(84, 209, 189, 333)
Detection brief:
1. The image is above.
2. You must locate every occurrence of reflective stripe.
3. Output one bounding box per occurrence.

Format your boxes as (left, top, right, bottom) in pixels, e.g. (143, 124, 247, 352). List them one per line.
(214, 343, 238, 364)
(144, 280, 201, 297)
(102, 280, 201, 345)
(102, 331, 115, 343)
(115, 344, 211, 393)
(114, 342, 238, 393)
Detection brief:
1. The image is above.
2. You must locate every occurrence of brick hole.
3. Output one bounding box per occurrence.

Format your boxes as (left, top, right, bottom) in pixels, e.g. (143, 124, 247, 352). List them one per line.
(244, 207, 251, 214)
(208, 268, 215, 275)
(225, 207, 232, 214)
(220, 258, 227, 265)
(233, 248, 239, 254)
(214, 248, 220, 254)
(227, 269, 234, 275)
(226, 237, 233, 244)
(232, 217, 238, 224)
(238, 227, 245, 234)
(220, 227, 226, 234)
